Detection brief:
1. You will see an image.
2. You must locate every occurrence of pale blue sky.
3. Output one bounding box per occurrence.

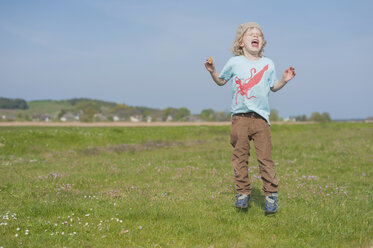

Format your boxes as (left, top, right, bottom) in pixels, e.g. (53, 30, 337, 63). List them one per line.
(1, 0, 372, 119)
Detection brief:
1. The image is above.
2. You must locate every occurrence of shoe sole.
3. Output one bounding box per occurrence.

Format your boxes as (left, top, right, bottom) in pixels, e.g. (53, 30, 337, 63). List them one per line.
(265, 209, 278, 215)
(265, 210, 277, 214)
(235, 206, 248, 209)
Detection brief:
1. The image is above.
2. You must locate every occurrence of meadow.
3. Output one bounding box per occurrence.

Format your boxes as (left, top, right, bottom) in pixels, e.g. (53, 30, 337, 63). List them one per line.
(0, 123, 372, 247)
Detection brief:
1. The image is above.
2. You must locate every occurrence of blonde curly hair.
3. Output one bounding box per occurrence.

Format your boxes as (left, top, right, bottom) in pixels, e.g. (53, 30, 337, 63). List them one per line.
(231, 27, 267, 57)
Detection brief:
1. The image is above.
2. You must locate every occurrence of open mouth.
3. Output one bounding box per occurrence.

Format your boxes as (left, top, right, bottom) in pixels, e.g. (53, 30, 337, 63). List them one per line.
(251, 39, 259, 48)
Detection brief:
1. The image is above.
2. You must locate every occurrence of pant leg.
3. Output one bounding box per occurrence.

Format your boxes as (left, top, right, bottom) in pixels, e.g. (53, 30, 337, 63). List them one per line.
(230, 115, 252, 195)
(251, 118, 278, 196)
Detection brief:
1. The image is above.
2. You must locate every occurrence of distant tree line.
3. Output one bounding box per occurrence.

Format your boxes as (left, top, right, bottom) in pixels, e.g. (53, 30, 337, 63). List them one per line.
(0, 97, 28, 109)
(290, 112, 332, 122)
(270, 109, 332, 123)
(199, 108, 230, 121)
(163, 107, 191, 121)
(308, 112, 332, 122)
(198, 109, 332, 122)
(0, 97, 333, 123)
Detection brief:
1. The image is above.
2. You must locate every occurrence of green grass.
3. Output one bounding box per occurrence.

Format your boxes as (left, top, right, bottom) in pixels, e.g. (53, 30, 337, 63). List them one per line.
(0, 123, 372, 247)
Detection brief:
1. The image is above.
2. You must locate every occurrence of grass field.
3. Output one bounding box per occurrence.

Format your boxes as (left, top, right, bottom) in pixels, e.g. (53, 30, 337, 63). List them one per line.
(0, 123, 372, 247)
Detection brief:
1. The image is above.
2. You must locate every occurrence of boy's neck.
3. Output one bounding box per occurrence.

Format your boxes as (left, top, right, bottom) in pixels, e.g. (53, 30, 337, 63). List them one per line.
(243, 51, 261, 61)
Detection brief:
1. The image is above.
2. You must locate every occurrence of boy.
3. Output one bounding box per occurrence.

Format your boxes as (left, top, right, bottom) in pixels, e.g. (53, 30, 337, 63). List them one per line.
(204, 22, 296, 213)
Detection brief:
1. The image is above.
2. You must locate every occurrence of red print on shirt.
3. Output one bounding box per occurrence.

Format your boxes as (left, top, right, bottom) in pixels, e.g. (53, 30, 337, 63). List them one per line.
(234, 64, 269, 104)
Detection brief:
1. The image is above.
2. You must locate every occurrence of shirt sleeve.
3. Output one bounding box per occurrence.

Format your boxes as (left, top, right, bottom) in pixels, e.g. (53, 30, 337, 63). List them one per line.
(219, 58, 234, 81)
(267, 61, 277, 88)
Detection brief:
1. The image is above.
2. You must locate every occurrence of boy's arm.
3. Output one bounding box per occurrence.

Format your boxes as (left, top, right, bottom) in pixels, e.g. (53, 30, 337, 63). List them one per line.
(209, 70, 227, 86)
(204, 58, 227, 86)
(271, 66, 296, 92)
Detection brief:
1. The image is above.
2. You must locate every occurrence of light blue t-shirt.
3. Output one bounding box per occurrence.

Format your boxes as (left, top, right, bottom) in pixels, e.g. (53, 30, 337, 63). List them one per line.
(219, 56, 277, 125)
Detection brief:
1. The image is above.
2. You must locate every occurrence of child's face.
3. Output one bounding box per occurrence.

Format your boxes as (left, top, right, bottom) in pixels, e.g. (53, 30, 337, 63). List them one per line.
(240, 27, 264, 56)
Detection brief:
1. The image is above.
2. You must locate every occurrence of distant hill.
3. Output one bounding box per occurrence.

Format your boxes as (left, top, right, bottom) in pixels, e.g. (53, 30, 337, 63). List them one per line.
(27, 99, 75, 115)
(0, 97, 191, 122)
(4, 97, 358, 123)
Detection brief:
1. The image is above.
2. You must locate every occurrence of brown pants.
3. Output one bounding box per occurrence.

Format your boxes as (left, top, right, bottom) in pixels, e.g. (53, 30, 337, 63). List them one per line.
(230, 113, 278, 196)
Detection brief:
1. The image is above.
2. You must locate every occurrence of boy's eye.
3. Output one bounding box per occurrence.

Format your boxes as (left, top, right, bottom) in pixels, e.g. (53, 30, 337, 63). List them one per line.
(247, 33, 262, 37)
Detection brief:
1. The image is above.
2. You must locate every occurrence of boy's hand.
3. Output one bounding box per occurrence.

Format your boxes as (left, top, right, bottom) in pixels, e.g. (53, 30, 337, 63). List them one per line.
(204, 56, 227, 86)
(204, 56, 215, 73)
(282, 67, 296, 83)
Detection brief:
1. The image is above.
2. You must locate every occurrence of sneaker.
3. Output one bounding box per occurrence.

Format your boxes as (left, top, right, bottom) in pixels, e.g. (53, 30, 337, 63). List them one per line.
(265, 192, 279, 214)
(235, 194, 250, 209)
